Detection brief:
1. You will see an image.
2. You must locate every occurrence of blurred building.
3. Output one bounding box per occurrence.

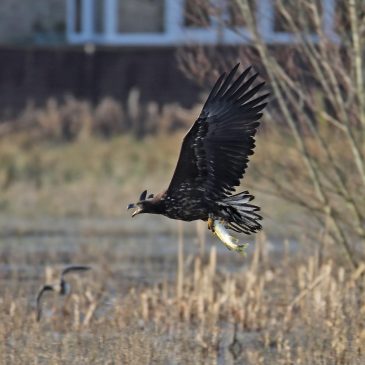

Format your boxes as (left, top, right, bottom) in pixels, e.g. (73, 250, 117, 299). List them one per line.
(0, 0, 338, 46)
(0, 0, 338, 113)
(68, 0, 337, 45)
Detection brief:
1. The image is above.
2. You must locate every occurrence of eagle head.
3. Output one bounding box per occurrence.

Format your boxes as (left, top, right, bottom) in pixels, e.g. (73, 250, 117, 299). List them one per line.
(127, 190, 155, 217)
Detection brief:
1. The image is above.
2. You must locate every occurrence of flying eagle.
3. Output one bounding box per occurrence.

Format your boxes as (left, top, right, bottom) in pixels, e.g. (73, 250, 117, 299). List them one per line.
(128, 64, 269, 252)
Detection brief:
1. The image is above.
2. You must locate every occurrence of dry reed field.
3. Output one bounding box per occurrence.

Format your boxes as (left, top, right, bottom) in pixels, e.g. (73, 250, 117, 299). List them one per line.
(0, 99, 364, 364)
(1, 231, 365, 364)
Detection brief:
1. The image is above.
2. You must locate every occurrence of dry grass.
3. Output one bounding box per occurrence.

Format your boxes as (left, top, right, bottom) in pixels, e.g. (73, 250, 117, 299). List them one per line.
(0, 98, 310, 239)
(0, 94, 202, 141)
(0, 99, 364, 363)
(1, 232, 365, 364)
(0, 96, 197, 217)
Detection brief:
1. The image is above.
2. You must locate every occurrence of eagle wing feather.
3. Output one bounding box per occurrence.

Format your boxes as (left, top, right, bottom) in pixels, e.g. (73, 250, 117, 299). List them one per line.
(167, 64, 269, 202)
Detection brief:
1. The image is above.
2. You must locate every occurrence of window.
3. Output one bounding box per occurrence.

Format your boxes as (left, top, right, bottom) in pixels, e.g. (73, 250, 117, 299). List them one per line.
(66, 0, 338, 45)
(273, 0, 323, 33)
(184, 0, 211, 28)
(94, 0, 104, 34)
(74, 0, 82, 33)
(117, 0, 165, 33)
(226, 0, 256, 28)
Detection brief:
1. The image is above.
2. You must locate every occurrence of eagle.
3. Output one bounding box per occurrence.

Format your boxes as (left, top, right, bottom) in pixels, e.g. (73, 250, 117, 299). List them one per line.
(128, 64, 269, 252)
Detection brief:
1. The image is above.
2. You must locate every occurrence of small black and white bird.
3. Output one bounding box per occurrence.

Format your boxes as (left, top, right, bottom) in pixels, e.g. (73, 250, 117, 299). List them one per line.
(36, 265, 91, 321)
(128, 64, 269, 252)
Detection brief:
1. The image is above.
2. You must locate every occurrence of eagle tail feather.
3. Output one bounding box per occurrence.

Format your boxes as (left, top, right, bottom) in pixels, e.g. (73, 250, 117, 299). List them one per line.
(220, 191, 262, 235)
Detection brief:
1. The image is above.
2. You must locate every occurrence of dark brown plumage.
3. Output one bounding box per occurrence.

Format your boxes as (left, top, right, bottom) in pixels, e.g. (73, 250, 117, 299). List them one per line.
(128, 64, 269, 246)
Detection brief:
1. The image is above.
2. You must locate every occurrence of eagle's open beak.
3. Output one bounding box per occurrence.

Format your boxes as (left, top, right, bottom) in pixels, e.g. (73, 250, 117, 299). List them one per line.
(132, 207, 143, 217)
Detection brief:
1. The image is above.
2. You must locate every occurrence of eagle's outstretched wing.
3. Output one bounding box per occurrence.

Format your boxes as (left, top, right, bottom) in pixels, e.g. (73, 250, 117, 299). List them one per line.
(167, 64, 269, 201)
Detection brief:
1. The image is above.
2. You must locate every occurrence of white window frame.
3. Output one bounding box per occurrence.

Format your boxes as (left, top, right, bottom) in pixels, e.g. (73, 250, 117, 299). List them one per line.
(66, 0, 339, 46)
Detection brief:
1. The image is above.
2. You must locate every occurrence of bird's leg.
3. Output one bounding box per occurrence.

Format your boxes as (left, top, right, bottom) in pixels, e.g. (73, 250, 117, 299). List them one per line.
(207, 215, 215, 232)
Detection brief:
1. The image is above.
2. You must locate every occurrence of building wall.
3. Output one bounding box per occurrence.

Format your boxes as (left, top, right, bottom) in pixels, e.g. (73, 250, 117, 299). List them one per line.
(0, 0, 65, 44)
(0, 46, 201, 114)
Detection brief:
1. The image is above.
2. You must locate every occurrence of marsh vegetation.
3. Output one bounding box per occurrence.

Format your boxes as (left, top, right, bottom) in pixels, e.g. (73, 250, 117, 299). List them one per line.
(1, 0, 365, 362)
(0, 96, 364, 363)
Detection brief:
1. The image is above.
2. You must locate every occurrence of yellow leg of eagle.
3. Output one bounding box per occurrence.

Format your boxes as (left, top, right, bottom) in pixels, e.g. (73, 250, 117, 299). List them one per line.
(212, 219, 248, 255)
(207, 217, 214, 232)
